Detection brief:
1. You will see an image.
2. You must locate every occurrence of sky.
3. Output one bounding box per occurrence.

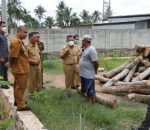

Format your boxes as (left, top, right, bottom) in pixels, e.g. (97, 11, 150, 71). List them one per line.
(21, 0, 150, 18)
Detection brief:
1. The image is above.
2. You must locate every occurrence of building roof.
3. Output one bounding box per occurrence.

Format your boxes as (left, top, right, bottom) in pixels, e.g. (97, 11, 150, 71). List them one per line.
(108, 13, 150, 19)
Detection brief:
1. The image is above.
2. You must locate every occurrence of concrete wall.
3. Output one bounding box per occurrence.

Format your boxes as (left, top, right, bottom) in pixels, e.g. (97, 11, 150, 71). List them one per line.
(9, 28, 150, 53)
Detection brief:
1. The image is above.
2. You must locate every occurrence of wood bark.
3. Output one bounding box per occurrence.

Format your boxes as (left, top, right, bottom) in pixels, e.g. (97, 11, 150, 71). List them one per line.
(103, 62, 128, 78)
(141, 59, 150, 67)
(132, 67, 150, 81)
(129, 88, 150, 95)
(95, 75, 109, 83)
(138, 66, 146, 73)
(114, 80, 149, 87)
(125, 93, 150, 102)
(103, 69, 129, 87)
(96, 93, 118, 108)
(124, 65, 137, 82)
(100, 85, 135, 94)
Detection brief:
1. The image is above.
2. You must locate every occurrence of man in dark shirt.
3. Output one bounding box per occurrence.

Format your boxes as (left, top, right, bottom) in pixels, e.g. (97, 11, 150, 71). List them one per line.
(0, 21, 9, 81)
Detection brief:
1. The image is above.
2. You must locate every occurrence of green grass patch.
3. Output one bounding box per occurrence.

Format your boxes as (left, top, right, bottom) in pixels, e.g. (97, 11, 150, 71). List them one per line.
(100, 57, 132, 70)
(43, 60, 64, 74)
(28, 88, 145, 130)
(43, 57, 132, 74)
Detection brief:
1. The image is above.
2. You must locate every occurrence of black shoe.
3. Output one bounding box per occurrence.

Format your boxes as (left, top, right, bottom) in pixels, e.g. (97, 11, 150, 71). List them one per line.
(131, 125, 139, 130)
(17, 106, 31, 111)
(0, 85, 9, 89)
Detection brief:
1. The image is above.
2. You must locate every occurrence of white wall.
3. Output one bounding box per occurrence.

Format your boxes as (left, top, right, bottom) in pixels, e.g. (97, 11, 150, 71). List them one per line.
(9, 28, 150, 52)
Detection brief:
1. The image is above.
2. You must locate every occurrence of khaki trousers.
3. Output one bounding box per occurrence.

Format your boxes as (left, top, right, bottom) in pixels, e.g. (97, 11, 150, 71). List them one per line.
(28, 65, 42, 94)
(13, 73, 28, 109)
(74, 72, 81, 87)
(63, 64, 80, 89)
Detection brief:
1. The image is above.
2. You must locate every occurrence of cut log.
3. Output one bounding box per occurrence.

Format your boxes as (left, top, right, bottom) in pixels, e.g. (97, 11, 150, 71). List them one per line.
(96, 93, 118, 108)
(138, 66, 146, 73)
(129, 88, 150, 95)
(100, 85, 135, 94)
(141, 58, 150, 67)
(132, 67, 150, 81)
(103, 69, 129, 87)
(114, 80, 149, 87)
(124, 65, 137, 82)
(125, 57, 140, 70)
(125, 93, 150, 102)
(95, 75, 109, 83)
(135, 44, 150, 57)
(103, 62, 129, 78)
(144, 47, 150, 57)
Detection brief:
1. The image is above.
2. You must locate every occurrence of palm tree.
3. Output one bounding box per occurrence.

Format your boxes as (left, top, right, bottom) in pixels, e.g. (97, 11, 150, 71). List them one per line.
(44, 16, 55, 28)
(7, 0, 23, 27)
(34, 5, 46, 26)
(70, 13, 80, 26)
(92, 10, 102, 23)
(56, 0, 66, 27)
(64, 7, 73, 26)
(80, 9, 92, 24)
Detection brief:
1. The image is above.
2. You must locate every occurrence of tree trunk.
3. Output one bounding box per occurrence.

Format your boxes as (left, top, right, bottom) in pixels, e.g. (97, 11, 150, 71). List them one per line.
(124, 65, 137, 82)
(95, 75, 109, 83)
(96, 93, 118, 108)
(141, 59, 150, 67)
(100, 85, 135, 94)
(125, 93, 150, 102)
(130, 88, 150, 95)
(103, 69, 129, 87)
(114, 80, 149, 87)
(103, 62, 128, 78)
(132, 67, 150, 81)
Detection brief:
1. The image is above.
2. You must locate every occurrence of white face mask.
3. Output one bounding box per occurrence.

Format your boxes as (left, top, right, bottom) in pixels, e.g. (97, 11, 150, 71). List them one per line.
(1, 27, 6, 32)
(68, 41, 74, 46)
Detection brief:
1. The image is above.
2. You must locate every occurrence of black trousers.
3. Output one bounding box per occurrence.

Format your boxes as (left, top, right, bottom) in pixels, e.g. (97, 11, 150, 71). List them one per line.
(139, 98, 150, 130)
(0, 58, 8, 81)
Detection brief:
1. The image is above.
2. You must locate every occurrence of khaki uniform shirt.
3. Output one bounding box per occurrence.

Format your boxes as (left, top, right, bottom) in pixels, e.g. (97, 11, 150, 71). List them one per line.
(60, 44, 80, 65)
(27, 42, 41, 65)
(9, 36, 30, 74)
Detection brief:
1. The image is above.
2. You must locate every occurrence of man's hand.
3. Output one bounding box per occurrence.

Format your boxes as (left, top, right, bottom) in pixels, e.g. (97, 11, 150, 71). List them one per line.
(4, 62, 10, 68)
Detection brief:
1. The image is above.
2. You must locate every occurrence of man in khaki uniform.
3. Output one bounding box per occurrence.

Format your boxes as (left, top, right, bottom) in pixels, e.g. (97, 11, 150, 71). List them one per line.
(9, 26, 30, 111)
(60, 35, 80, 89)
(27, 32, 42, 95)
(74, 34, 81, 88)
(36, 33, 44, 88)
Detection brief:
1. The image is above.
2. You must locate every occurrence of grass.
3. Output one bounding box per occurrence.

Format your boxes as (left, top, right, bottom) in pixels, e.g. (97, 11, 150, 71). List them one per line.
(43, 60, 64, 74)
(100, 57, 132, 70)
(0, 99, 14, 130)
(28, 88, 146, 130)
(43, 56, 132, 74)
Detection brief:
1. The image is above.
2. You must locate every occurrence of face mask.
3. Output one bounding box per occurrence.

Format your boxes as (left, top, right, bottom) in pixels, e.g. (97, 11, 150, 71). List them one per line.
(1, 27, 6, 32)
(74, 40, 79, 45)
(68, 41, 74, 46)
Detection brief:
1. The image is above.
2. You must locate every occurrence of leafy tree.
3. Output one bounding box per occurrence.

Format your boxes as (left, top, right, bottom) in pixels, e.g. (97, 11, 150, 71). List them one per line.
(44, 16, 55, 28)
(34, 5, 46, 26)
(80, 9, 92, 24)
(92, 10, 102, 23)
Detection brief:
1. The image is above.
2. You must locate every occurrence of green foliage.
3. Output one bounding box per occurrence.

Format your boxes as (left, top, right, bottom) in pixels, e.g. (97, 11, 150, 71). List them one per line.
(28, 88, 145, 130)
(0, 99, 14, 130)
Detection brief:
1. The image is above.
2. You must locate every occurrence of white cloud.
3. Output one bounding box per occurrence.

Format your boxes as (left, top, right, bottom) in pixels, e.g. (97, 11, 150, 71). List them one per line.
(21, 0, 150, 18)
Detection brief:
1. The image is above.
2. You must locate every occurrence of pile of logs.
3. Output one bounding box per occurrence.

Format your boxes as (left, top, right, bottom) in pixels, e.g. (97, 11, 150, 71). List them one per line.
(95, 45, 150, 108)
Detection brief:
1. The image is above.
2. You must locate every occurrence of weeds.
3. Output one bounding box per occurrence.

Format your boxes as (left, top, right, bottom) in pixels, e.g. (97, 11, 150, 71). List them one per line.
(28, 88, 145, 130)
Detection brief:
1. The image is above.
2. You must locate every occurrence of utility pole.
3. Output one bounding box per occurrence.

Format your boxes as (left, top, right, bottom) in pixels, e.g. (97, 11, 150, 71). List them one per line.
(102, 0, 110, 22)
(1, 0, 7, 28)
